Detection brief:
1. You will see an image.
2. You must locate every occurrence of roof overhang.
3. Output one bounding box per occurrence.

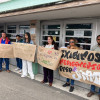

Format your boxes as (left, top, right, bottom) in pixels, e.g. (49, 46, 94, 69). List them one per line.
(0, 0, 100, 23)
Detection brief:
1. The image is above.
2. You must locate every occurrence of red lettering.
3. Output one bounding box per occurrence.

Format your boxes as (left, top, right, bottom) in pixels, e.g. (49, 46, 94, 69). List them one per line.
(60, 59, 64, 64)
(83, 63, 86, 68)
(87, 62, 92, 69)
(97, 64, 100, 70)
(64, 60, 67, 65)
(91, 64, 97, 70)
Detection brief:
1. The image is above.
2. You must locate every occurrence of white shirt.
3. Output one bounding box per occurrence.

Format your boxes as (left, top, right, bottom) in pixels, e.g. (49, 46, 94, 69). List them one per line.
(45, 45, 54, 49)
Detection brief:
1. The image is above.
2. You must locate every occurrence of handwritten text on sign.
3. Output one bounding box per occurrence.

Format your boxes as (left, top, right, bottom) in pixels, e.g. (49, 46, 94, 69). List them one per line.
(13, 43, 36, 62)
(37, 46, 62, 70)
(59, 48, 100, 87)
(0, 44, 14, 58)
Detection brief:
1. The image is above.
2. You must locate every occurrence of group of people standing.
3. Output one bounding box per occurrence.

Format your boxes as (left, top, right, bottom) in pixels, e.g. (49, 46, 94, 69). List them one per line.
(0, 32, 34, 80)
(0, 32, 100, 99)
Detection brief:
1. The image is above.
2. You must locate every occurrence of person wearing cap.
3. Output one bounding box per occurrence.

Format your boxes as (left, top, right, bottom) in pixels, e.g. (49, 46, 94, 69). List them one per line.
(0, 32, 11, 72)
(15, 35, 23, 73)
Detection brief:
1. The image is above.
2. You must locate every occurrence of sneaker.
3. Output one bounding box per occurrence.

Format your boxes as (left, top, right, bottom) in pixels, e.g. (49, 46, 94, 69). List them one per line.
(69, 86, 74, 92)
(21, 75, 27, 78)
(62, 82, 70, 87)
(30, 75, 34, 80)
(18, 70, 22, 73)
(15, 68, 20, 71)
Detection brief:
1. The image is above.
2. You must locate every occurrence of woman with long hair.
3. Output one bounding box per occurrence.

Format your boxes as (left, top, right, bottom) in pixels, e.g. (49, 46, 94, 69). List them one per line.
(41, 36, 58, 86)
(62, 38, 79, 92)
(21, 32, 34, 79)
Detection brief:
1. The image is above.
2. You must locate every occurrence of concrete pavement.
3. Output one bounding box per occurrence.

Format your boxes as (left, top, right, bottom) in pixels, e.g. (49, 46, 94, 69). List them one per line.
(0, 71, 87, 100)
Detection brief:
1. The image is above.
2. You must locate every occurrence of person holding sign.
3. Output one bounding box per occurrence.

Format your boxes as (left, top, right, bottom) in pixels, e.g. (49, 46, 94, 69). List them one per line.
(0, 32, 11, 73)
(62, 38, 79, 92)
(15, 35, 23, 73)
(21, 32, 34, 79)
(41, 36, 58, 86)
(87, 35, 100, 99)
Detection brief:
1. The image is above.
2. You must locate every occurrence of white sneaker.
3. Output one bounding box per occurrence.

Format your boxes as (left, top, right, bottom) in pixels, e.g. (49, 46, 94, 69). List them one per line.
(30, 75, 34, 80)
(21, 75, 27, 78)
(15, 68, 20, 71)
(19, 70, 22, 73)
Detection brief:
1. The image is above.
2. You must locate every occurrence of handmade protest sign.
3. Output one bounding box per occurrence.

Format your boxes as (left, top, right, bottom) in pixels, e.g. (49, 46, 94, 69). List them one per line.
(59, 48, 100, 87)
(13, 43, 36, 62)
(37, 46, 62, 70)
(0, 44, 14, 58)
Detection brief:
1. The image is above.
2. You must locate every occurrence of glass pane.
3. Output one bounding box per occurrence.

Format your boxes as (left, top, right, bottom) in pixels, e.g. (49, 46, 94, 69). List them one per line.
(7, 25, 16, 29)
(82, 45, 91, 50)
(84, 31, 92, 36)
(65, 37, 91, 44)
(6, 34, 11, 38)
(43, 25, 60, 29)
(66, 31, 74, 36)
(66, 24, 92, 29)
(43, 30, 60, 35)
(8, 30, 16, 33)
(19, 25, 30, 29)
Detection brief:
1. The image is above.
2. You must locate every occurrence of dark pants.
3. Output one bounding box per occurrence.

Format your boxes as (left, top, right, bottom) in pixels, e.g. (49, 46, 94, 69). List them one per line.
(43, 67, 53, 83)
(91, 85, 100, 94)
(16, 58, 22, 69)
(66, 78, 74, 86)
(0, 58, 9, 70)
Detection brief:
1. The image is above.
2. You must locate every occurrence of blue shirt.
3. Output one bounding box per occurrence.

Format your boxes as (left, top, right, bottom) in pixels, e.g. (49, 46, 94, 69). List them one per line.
(1, 39, 11, 44)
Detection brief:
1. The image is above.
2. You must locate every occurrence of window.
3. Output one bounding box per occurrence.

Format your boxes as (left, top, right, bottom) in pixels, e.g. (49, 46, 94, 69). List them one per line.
(7, 25, 17, 41)
(7, 25, 16, 33)
(42, 25, 60, 47)
(65, 23, 92, 50)
(19, 25, 30, 37)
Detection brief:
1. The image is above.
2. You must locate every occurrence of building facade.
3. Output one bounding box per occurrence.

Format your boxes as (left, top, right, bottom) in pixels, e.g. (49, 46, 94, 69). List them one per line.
(0, 0, 100, 90)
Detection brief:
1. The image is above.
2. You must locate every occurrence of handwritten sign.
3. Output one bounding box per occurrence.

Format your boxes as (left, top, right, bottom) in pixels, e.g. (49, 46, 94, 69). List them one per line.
(59, 48, 100, 87)
(13, 43, 36, 62)
(37, 46, 62, 70)
(0, 44, 14, 58)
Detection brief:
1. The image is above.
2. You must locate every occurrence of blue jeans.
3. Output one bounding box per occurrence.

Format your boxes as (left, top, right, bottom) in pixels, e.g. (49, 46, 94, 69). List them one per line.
(66, 78, 74, 86)
(0, 58, 9, 70)
(91, 85, 100, 94)
(16, 58, 22, 69)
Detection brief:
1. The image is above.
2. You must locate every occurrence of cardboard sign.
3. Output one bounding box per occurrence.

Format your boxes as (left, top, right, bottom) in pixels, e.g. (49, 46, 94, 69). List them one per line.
(13, 43, 36, 62)
(0, 44, 14, 58)
(59, 48, 100, 87)
(37, 46, 62, 70)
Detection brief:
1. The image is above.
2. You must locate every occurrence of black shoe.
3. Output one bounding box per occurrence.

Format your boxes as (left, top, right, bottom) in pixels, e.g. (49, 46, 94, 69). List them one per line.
(41, 80, 48, 83)
(62, 83, 70, 87)
(69, 86, 74, 92)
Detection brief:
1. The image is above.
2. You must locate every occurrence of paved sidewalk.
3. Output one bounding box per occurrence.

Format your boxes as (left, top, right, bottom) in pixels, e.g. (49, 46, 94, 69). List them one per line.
(0, 70, 87, 100)
(2, 65, 99, 100)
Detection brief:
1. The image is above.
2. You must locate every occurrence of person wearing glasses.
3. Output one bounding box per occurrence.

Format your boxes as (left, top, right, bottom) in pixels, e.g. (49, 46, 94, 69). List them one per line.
(87, 35, 100, 100)
(62, 38, 79, 92)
